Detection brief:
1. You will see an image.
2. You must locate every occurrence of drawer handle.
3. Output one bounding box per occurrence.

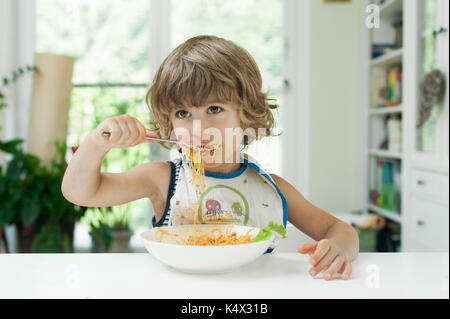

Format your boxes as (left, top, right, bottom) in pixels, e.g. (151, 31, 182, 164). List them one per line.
(417, 179, 426, 186)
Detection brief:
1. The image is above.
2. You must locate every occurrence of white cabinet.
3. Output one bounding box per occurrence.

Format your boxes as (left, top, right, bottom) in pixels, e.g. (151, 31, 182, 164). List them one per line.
(404, 169, 448, 251)
(410, 169, 449, 205)
(404, 196, 448, 252)
(402, 0, 449, 252)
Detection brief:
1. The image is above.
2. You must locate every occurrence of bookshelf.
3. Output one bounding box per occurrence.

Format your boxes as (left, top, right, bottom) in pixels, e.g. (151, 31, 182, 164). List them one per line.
(362, 0, 449, 252)
(362, 0, 405, 251)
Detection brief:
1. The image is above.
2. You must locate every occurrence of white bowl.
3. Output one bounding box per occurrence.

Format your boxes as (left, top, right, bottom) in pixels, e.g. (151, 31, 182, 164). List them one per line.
(140, 224, 274, 274)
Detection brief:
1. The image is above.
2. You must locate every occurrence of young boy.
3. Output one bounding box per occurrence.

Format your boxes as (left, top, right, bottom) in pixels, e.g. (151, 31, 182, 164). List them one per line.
(62, 35, 358, 280)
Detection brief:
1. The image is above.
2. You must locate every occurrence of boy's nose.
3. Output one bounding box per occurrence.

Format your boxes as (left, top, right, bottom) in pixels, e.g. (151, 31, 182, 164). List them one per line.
(191, 135, 202, 146)
(189, 119, 215, 138)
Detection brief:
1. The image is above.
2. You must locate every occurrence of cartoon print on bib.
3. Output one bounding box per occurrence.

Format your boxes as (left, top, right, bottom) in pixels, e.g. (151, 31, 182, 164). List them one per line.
(197, 184, 249, 225)
(165, 152, 287, 242)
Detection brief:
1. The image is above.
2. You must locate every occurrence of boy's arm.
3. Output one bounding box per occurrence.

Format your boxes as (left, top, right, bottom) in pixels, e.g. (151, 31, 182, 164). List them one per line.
(61, 115, 167, 207)
(270, 173, 359, 262)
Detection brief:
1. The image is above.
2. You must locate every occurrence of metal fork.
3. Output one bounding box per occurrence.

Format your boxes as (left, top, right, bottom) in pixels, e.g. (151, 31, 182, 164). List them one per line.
(101, 131, 210, 150)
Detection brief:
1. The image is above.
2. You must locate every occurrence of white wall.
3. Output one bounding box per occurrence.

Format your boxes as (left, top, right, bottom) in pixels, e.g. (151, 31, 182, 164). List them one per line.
(0, 0, 36, 144)
(0, 0, 12, 251)
(0, 0, 8, 142)
(307, 0, 363, 214)
(0, 0, 36, 253)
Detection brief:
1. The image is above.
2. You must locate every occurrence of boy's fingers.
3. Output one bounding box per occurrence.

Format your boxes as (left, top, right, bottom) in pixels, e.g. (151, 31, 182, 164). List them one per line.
(107, 119, 121, 143)
(133, 124, 146, 145)
(311, 250, 337, 275)
(145, 131, 160, 138)
(310, 239, 331, 265)
(127, 121, 141, 146)
(323, 255, 344, 281)
(338, 261, 346, 273)
(340, 261, 352, 280)
(116, 119, 131, 144)
(297, 242, 317, 254)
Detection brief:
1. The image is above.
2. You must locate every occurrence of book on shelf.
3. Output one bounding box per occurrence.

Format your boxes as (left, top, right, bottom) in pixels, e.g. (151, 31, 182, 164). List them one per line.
(370, 159, 401, 213)
(370, 64, 402, 108)
(385, 65, 402, 106)
(387, 115, 402, 152)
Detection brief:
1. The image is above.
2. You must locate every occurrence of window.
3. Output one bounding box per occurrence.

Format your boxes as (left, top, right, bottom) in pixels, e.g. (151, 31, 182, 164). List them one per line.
(36, 0, 153, 250)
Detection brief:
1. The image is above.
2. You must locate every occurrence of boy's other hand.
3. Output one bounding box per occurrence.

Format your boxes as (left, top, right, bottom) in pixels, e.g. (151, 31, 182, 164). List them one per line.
(89, 114, 159, 152)
(298, 239, 352, 280)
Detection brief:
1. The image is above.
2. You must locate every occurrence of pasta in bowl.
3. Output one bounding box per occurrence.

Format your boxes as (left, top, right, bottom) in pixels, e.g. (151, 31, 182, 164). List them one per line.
(140, 223, 284, 274)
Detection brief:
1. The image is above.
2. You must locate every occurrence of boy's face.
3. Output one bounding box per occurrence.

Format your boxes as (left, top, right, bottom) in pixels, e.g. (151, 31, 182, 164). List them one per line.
(169, 97, 243, 167)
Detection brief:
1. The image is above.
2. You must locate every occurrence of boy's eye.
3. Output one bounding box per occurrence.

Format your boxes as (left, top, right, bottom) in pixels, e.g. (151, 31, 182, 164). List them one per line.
(175, 110, 191, 119)
(207, 106, 223, 114)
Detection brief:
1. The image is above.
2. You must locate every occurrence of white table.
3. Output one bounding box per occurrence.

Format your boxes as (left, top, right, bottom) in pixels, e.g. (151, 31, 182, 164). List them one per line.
(0, 252, 448, 299)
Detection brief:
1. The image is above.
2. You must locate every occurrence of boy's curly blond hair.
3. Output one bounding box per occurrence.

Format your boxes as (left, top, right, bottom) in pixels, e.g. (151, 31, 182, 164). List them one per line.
(146, 35, 279, 150)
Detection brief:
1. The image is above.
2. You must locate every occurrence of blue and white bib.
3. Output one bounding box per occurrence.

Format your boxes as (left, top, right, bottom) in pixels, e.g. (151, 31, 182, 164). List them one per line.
(152, 152, 288, 250)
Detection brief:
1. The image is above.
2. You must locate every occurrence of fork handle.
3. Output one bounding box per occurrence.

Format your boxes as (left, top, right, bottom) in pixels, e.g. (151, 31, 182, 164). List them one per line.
(100, 132, 211, 150)
(101, 131, 179, 144)
(102, 132, 213, 149)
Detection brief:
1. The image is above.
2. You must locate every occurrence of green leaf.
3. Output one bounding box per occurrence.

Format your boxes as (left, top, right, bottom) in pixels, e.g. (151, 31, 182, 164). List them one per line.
(252, 229, 272, 242)
(20, 199, 41, 227)
(24, 153, 41, 171)
(61, 233, 71, 253)
(90, 222, 112, 251)
(32, 223, 61, 253)
(0, 202, 15, 228)
(0, 138, 24, 154)
(252, 221, 287, 242)
(5, 155, 26, 181)
(266, 221, 287, 238)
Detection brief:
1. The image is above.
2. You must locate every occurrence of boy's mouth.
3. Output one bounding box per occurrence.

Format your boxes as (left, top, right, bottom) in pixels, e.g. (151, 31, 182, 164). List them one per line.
(202, 144, 221, 158)
(186, 141, 221, 158)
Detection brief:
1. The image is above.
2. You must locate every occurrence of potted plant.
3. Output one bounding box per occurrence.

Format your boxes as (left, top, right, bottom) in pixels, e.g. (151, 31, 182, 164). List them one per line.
(87, 204, 132, 253)
(0, 66, 86, 252)
(0, 139, 88, 252)
(1, 65, 36, 253)
(1, 65, 87, 253)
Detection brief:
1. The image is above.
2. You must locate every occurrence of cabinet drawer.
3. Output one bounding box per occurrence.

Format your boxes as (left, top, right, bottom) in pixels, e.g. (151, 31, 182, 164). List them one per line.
(410, 169, 449, 204)
(408, 197, 449, 251)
